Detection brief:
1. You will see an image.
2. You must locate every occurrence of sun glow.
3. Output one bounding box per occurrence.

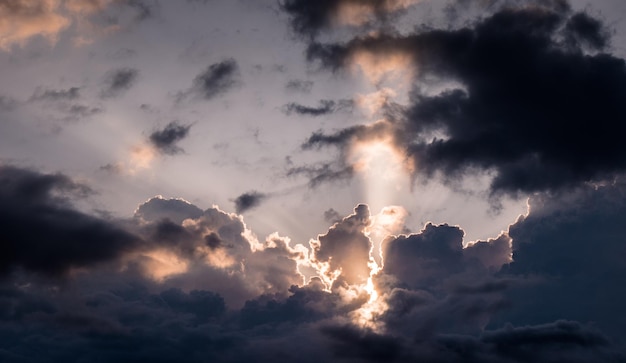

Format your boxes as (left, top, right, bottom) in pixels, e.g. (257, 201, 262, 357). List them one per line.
(349, 138, 410, 212)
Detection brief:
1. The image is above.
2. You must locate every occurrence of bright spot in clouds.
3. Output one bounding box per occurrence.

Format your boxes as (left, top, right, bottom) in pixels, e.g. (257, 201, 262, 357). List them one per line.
(349, 138, 411, 211)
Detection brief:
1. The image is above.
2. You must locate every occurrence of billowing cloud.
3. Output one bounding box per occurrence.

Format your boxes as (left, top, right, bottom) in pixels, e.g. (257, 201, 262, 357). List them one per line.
(179, 58, 240, 101)
(233, 191, 267, 214)
(134, 195, 203, 224)
(302, 6, 626, 196)
(148, 121, 192, 155)
(100, 67, 139, 98)
(310, 204, 373, 288)
(0, 172, 625, 360)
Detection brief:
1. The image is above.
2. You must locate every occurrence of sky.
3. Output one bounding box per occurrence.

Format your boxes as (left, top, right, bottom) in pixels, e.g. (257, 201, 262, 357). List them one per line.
(1, 0, 626, 362)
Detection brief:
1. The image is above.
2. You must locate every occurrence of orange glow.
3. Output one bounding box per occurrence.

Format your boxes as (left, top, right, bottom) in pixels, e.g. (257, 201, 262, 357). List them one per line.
(0, 0, 69, 50)
(129, 144, 157, 172)
(350, 49, 414, 84)
(140, 250, 188, 282)
(333, 0, 419, 27)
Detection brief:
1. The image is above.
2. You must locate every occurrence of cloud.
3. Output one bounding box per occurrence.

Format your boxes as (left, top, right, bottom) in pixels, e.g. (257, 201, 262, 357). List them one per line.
(0, 95, 18, 111)
(0, 0, 156, 51)
(233, 191, 267, 214)
(495, 182, 626, 340)
(0, 165, 141, 276)
(302, 6, 626, 196)
(148, 121, 192, 155)
(0, 0, 70, 50)
(287, 162, 354, 188)
(285, 79, 314, 93)
(100, 67, 139, 98)
(0, 183, 625, 361)
(283, 99, 353, 116)
(134, 195, 204, 224)
(280, 0, 419, 38)
(179, 58, 240, 101)
(310, 204, 373, 288)
(30, 87, 81, 102)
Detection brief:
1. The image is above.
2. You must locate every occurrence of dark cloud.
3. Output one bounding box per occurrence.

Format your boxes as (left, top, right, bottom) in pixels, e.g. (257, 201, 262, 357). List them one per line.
(0, 193, 626, 361)
(287, 162, 354, 188)
(494, 182, 626, 340)
(283, 98, 353, 116)
(233, 191, 267, 214)
(304, 7, 626, 196)
(148, 121, 191, 155)
(30, 87, 80, 102)
(180, 59, 240, 101)
(100, 67, 139, 98)
(0, 165, 141, 276)
(280, 0, 415, 38)
(285, 79, 314, 93)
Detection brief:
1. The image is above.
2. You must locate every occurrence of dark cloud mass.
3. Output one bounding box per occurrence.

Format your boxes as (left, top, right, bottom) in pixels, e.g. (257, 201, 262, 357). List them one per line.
(0, 165, 140, 276)
(149, 121, 192, 155)
(1, 165, 626, 361)
(303, 6, 626, 196)
(233, 190, 267, 214)
(5, 0, 626, 362)
(100, 67, 139, 98)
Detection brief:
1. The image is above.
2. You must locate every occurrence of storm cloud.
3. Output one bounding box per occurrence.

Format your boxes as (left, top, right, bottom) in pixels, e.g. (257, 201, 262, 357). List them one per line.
(302, 5, 626, 196)
(0, 165, 140, 276)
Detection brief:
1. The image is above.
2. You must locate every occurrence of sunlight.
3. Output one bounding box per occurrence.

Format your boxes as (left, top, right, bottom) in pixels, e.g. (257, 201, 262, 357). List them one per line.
(140, 249, 188, 282)
(350, 261, 388, 332)
(349, 139, 409, 212)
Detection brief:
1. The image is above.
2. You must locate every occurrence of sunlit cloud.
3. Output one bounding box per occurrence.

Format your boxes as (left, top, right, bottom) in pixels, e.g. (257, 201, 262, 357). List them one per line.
(134, 249, 189, 282)
(333, 0, 420, 27)
(0, 0, 70, 50)
(350, 47, 414, 85)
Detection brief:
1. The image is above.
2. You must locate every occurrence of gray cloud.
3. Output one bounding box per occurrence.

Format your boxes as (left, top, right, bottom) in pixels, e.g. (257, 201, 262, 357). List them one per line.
(285, 79, 314, 93)
(287, 162, 354, 188)
(149, 121, 192, 155)
(233, 191, 267, 214)
(283, 98, 353, 116)
(30, 87, 80, 102)
(100, 67, 139, 98)
(179, 58, 240, 101)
